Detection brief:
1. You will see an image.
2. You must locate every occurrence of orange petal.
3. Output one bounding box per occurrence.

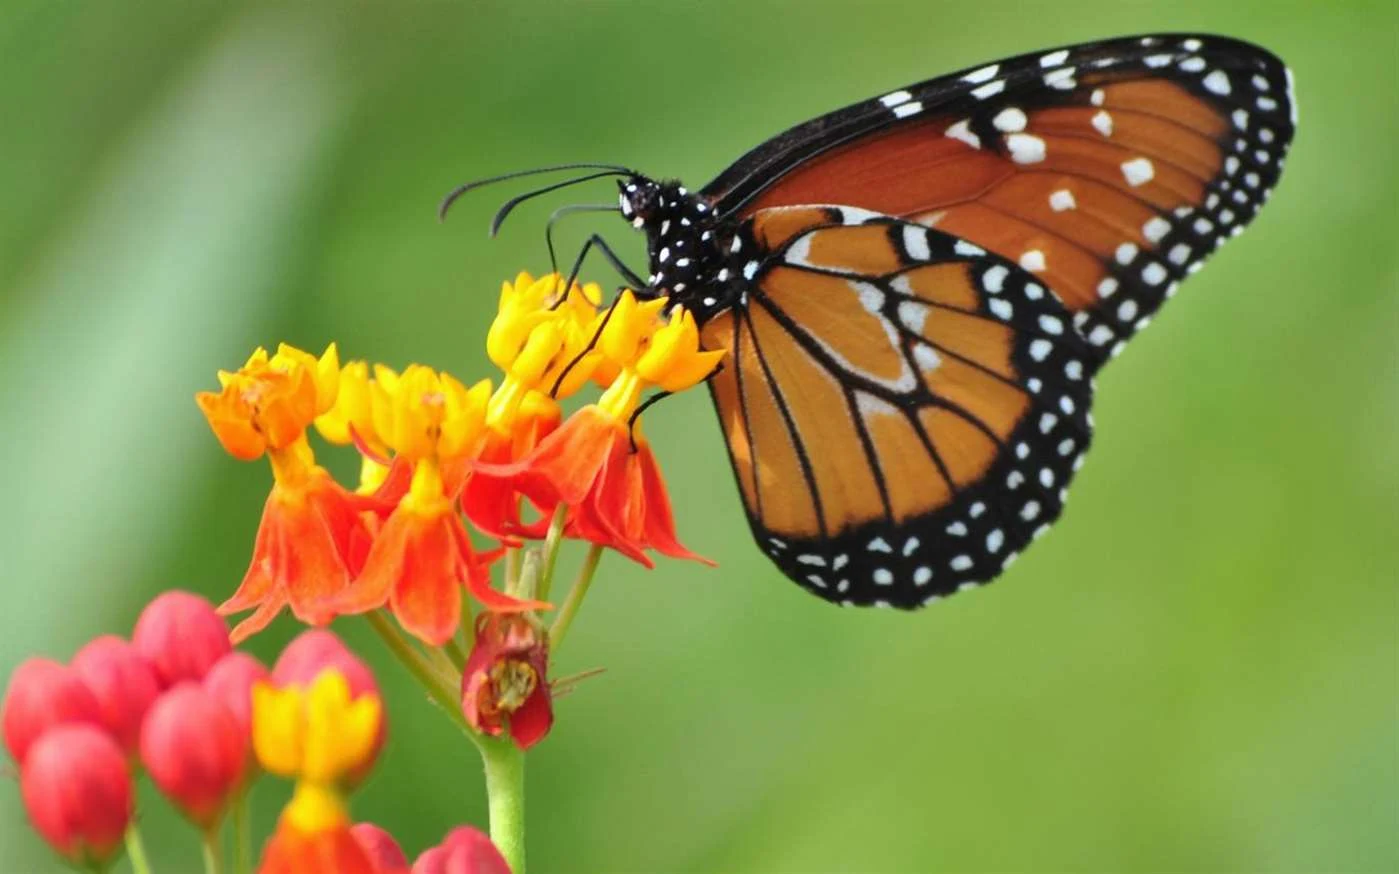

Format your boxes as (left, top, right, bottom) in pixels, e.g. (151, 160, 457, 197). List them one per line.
(637, 443, 715, 566)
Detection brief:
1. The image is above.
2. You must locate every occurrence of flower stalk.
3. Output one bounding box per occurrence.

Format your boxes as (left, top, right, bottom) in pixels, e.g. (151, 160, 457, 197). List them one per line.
(125, 823, 153, 874)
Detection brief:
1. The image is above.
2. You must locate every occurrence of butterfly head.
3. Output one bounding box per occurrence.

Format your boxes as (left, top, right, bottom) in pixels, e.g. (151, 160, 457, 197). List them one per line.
(617, 176, 729, 315)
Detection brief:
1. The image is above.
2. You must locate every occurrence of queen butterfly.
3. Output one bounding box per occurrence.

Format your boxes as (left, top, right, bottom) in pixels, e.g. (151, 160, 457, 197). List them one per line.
(453, 33, 1295, 608)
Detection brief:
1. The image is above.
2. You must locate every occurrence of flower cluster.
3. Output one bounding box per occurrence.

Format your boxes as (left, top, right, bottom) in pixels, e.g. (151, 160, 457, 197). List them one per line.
(197, 272, 719, 649)
(2, 593, 510, 873)
(5, 270, 725, 873)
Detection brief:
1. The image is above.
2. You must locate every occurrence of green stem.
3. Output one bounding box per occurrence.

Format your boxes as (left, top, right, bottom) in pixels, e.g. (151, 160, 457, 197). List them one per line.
(232, 791, 251, 874)
(479, 736, 527, 874)
(444, 635, 469, 671)
(201, 827, 224, 874)
(534, 503, 570, 602)
(548, 544, 603, 654)
(364, 611, 475, 739)
(124, 822, 153, 874)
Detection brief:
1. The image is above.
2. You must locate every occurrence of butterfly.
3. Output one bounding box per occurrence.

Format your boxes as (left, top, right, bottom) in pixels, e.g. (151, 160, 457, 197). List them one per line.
(451, 33, 1296, 608)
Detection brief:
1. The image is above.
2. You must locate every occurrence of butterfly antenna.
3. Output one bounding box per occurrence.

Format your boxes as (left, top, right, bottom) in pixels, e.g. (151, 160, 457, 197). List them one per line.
(488, 170, 629, 237)
(438, 162, 632, 221)
(549, 292, 623, 399)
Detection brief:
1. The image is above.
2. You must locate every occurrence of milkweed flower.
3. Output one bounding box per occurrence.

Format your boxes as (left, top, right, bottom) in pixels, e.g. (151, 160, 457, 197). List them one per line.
(132, 590, 232, 687)
(461, 613, 552, 749)
(140, 684, 249, 828)
(203, 651, 271, 737)
(71, 636, 161, 756)
(333, 365, 543, 645)
(197, 343, 382, 642)
(2, 658, 103, 764)
(20, 725, 133, 869)
(350, 823, 411, 874)
(462, 272, 602, 539)
(412, 825, 511, 874)
(315, 360, 396, 495)
(478, 291, 722, 566)
(253, 665, 384, 874)
(269, 630, 384, 789)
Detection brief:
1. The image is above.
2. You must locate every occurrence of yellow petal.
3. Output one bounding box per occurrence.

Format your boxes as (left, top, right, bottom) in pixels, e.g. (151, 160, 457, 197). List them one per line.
(252, 681, 306, 777)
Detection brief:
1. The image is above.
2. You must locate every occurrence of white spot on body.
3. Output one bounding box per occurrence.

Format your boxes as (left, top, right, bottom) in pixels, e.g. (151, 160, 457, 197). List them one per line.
(873, 568, 894, 585)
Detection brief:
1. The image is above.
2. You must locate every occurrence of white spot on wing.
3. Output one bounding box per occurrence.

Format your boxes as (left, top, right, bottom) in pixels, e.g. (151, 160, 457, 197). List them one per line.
(944, 119, 979, 148)
(1203, 69, 1231, 95)
(1019, 249, 1046, 272)
(1121, 157, 1155, 187)
(971, 80, 1005, 100)
(902, 224, 931, 261)
(893, 101, 923, 119)
(1091, 110, 1114, 137)
(1039, 49, 1070, 67)
(993, 107, 1027, 132)
(962, 63, 1000, 84)
(1049, 189, 1076, 211)
(879, 89, 912, 107)
(1006, 133, 1047, 164)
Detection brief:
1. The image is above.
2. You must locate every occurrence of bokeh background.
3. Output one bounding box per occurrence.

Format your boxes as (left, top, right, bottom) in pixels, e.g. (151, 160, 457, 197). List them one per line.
(1, 1, 1395, 871)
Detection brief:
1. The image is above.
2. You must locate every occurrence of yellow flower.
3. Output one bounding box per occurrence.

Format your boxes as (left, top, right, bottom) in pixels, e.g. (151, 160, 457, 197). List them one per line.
(370, 364, 491, 464)
(590, 291, 724, 421)
(196, 342, 339, 460)
(485, 273, 603, 432)
(251, 669, 382, 785)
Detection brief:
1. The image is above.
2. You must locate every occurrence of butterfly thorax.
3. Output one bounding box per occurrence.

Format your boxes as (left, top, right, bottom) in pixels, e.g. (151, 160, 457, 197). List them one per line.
(617, 176, 737, 323)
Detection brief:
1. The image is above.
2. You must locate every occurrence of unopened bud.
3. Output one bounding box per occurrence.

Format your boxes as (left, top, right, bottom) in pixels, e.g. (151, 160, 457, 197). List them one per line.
(140, 684, 247, 828)
(71, 635, 161, 756)
(133, 591, 232, 687)
(2, 658, 103, 763)
(21, 724, 133, 867)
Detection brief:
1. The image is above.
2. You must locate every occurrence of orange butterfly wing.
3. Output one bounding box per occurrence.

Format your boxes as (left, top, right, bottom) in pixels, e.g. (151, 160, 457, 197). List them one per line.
(701, 208, 1092, 605)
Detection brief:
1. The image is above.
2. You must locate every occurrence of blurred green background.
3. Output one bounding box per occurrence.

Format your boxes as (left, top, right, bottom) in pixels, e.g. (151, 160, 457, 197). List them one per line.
(1, 1, 1395, 871)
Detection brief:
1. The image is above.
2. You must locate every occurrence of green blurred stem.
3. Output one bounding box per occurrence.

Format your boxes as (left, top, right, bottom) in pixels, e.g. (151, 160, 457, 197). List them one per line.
(124, 823, 152, 874)
(201, 827, 224, 874)
(232, 791, 251, 874)
(548, 544, 603, 654)
(444, 635, 469, 671)
(479, 736, 527, 874)
(364, 611, 473, 739)
(534, 503, 570, 602)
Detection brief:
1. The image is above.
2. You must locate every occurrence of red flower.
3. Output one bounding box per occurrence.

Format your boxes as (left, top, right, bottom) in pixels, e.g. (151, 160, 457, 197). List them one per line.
(132, 590, 232, 687)
(2, 658, 103, 763)
(71, 636, 161, 756)
(461, 614, 552, 750)
(140, 684, 248, 828)
(219, 465, 381, 643)
(478, 405, 711, 568)
(412, 826, 511, 874)
(351, 823, 410, 874)
(203, 651, 270, 736)
(21, 725, 132, 868)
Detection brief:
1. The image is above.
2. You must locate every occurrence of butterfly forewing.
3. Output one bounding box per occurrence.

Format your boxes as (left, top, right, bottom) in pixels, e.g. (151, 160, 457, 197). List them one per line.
(702, 34, 1296, 369)
(701, 209, 1093, 606)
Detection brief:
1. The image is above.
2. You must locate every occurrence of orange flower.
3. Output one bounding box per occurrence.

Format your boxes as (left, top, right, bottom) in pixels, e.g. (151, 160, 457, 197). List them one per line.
(476, 293, 721, 566)
(198, 344, 378, 642)
(332, 366, 544, 644)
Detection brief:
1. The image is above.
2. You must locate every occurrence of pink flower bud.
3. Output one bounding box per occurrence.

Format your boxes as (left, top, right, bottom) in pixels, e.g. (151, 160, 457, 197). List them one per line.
(132, 591, 231, 687)
(71, 636, 161, 756)
(271, 630, 383, 786)
(203, 651, 269, 735)
(140, 683, 247, 828)
(270, 629, 379, 697)
(21, 724, 133, 867)
(3, 658, 103, 763)
(351, 822, 410, 874)
(412, 826, 511, 874)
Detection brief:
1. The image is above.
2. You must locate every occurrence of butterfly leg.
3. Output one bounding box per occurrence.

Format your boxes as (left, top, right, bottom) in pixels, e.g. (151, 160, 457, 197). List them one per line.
(544, 203, 621, 278)
(559, 233, 647, 307)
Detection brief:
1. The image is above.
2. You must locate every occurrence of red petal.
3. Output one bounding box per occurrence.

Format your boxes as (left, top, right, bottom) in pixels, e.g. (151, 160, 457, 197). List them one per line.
(637, 443, 716, 566)
(475, 406, 618, 507)
(508, 683, 553, 750)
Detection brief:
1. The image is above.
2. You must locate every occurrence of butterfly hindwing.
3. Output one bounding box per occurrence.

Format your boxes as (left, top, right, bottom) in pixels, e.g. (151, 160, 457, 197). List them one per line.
(700, 208, 1094, 606)
(702, 34, 1296, 370)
